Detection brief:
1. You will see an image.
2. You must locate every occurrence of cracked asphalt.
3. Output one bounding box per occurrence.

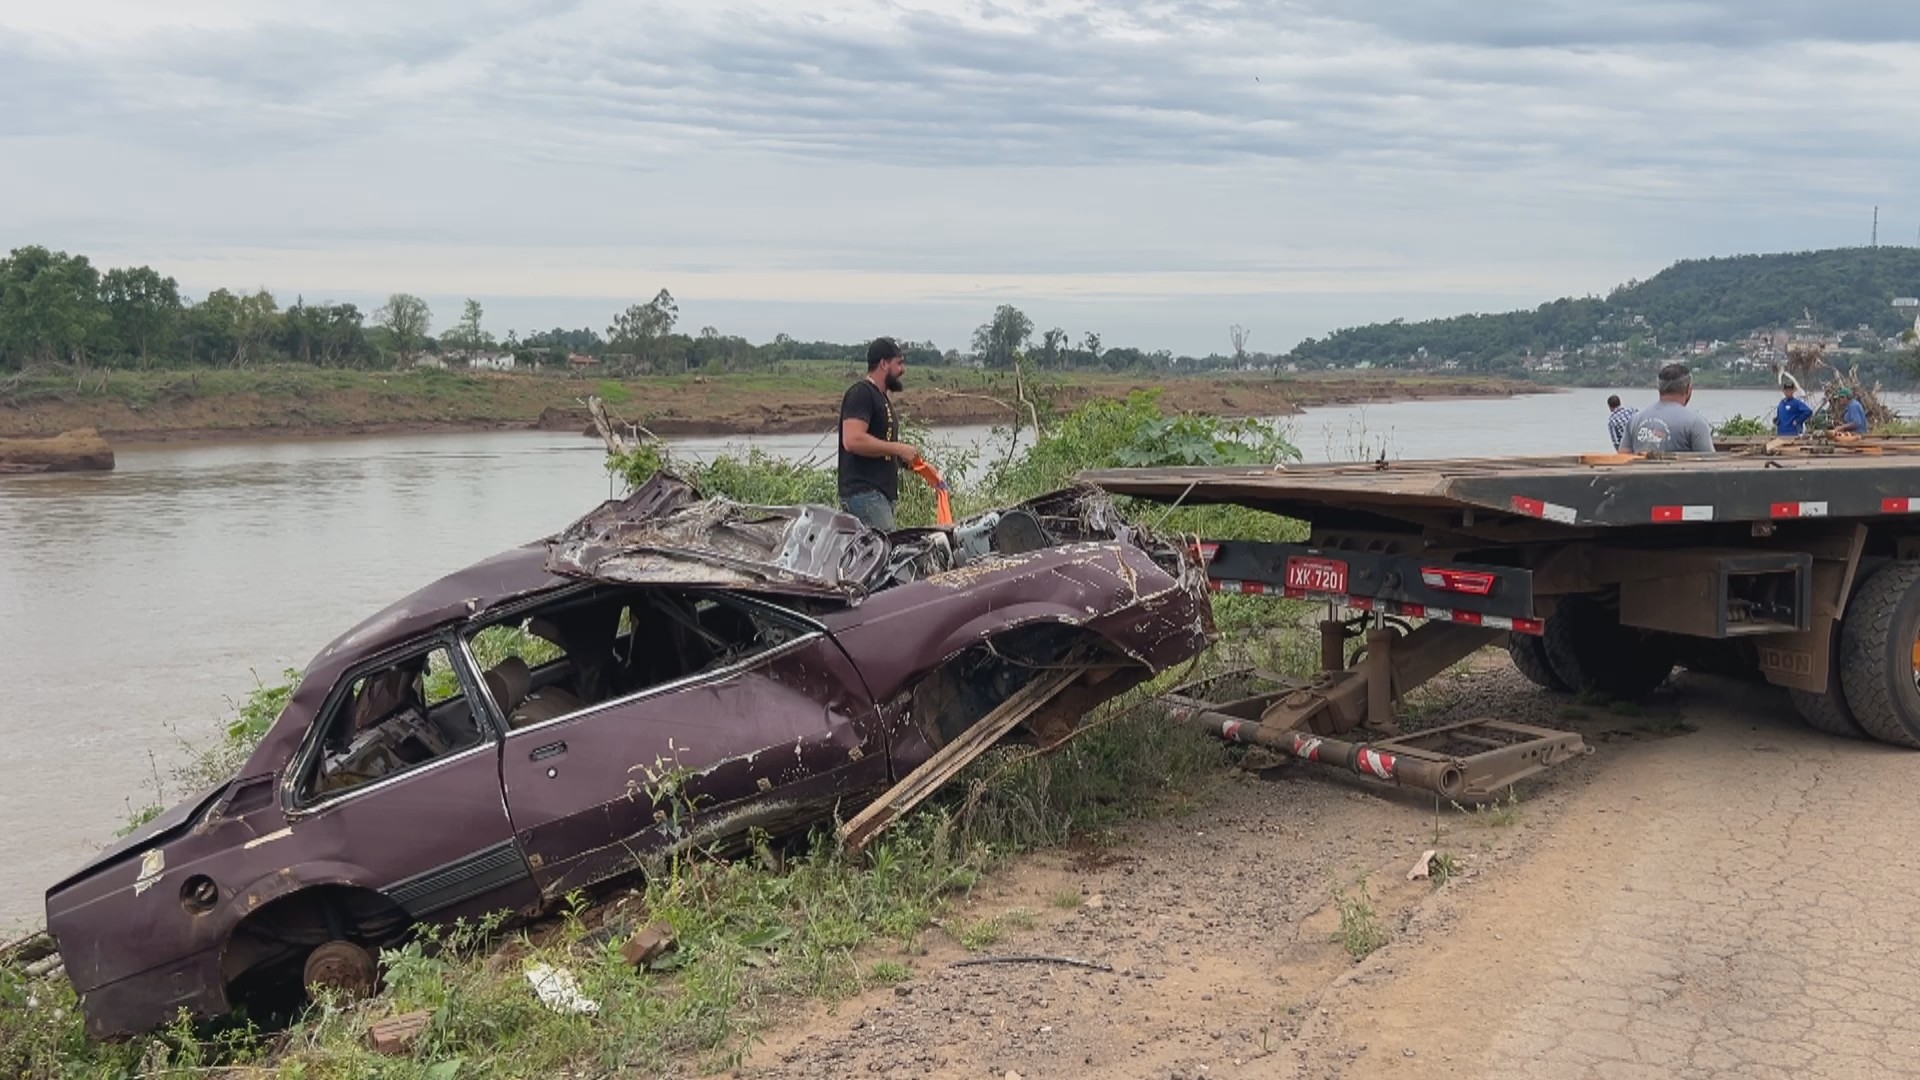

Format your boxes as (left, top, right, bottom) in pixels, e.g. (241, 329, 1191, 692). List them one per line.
(731, 663, 1920, 1080)
(1315, 672, 1920, 1080)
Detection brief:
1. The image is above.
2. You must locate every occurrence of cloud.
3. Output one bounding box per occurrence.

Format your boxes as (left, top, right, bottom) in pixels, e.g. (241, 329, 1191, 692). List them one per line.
(1, 0, 1918, 351)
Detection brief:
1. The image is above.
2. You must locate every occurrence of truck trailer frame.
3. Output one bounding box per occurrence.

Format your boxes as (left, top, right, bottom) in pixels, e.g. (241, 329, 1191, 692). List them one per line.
(1083, 442, 1920, 793)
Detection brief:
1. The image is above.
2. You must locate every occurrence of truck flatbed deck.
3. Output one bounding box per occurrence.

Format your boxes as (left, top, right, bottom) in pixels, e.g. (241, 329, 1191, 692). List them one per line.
(1081, 443, 1920, 529)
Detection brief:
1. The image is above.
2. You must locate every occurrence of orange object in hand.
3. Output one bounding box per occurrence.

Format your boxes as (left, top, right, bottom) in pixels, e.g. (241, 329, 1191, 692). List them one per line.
(910, 458, 954, 525)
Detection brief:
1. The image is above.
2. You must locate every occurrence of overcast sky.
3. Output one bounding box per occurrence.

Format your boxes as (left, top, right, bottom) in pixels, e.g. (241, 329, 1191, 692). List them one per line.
(3, 0, 1917, 354)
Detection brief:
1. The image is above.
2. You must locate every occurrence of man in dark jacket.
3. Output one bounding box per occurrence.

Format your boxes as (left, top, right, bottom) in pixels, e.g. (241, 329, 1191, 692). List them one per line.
(837, 337, 921, 530)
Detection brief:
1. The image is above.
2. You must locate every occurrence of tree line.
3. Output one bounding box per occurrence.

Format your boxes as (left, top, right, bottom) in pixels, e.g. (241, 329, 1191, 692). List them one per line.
(0, 246, 1258, 376)
(1288, 246, 1920, 373)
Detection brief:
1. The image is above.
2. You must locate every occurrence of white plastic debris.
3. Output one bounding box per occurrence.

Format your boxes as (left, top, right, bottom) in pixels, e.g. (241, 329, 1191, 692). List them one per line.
(525, 963, 599, 1015)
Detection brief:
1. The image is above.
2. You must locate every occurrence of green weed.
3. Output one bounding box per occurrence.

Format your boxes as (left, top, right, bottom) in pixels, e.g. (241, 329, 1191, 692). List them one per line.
(957, 916, 1003, 951)
(1050, 890, 1084, 910)
(1459, 787, 1524, 828)
(865, 960, 913, 985)
(1332, 882, 1389, 959)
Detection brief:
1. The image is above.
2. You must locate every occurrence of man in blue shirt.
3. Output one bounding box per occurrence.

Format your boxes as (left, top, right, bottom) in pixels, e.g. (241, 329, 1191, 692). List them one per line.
(1774, 382, 1812, 436)
(1834, 386, 1869, 434)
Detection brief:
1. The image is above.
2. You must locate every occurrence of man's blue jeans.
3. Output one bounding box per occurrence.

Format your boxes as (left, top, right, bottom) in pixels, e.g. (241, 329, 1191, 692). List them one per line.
(841, 489, 896, 531)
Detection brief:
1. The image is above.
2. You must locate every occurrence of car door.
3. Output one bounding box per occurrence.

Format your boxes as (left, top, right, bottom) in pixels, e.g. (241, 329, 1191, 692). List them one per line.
(285, 639, 540, 922)
(499, 593, 887, 898)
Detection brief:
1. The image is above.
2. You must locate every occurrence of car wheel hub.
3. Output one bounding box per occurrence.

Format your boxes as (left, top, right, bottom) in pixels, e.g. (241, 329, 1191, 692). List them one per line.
(303, 941, 377, 1000)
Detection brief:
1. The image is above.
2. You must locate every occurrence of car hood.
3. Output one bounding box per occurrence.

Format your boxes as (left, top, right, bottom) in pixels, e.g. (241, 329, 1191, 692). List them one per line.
(544, 472, 891, 600)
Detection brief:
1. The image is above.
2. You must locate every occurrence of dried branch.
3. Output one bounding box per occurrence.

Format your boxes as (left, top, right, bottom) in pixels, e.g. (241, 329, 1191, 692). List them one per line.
(583, 395, 664, 455)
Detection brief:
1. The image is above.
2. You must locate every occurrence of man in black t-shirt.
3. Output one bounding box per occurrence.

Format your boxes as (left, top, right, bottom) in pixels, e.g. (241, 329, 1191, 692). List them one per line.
(837, 337, 921, 531)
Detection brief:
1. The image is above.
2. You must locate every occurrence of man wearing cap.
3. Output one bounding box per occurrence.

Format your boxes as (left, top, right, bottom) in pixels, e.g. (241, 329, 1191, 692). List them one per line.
(1774, 381, 1813, 437)
(1833, 386, 1869, 434)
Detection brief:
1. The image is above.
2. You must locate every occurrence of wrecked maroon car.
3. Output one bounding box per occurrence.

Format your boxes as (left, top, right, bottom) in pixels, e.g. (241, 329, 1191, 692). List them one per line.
(45, 475, 1213, 1037)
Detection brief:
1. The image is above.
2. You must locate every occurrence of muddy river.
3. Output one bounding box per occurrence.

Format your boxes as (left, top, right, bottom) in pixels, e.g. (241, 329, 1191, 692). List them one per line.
(0, 387, 1881, 926)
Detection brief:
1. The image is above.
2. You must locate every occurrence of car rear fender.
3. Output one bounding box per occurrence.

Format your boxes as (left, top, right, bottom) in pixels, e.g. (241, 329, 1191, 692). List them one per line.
(220, 860, 385, 924)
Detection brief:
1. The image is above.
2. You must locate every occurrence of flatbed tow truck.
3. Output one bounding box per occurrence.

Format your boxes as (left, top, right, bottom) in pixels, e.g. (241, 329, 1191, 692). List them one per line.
(1082, 436, 1920, 800)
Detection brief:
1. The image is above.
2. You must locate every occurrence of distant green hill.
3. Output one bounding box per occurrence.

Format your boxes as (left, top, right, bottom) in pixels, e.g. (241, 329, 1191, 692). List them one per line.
(1290, 247, 1920, 372)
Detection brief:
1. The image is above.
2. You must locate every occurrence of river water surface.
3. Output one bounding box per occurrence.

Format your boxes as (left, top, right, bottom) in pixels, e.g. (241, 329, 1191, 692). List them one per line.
(0, 386, 1888, 926)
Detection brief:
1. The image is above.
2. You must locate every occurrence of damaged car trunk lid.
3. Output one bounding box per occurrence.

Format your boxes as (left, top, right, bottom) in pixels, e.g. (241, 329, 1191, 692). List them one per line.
(545, 473, 890, 600)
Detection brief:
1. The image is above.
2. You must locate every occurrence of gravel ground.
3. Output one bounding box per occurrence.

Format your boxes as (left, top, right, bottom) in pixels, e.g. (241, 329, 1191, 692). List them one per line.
(732, 657, 1609, 1079)
(727, 653, 1920, 1079)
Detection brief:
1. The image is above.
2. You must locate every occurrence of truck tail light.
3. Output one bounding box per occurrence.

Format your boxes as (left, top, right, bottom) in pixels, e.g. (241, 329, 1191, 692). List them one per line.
(1420, 568, 1497, 595)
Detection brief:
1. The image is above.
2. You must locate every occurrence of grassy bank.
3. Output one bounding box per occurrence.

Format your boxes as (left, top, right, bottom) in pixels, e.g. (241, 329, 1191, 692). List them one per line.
(3, 390, 1321, 1079)
(0, 362, 1541, 443)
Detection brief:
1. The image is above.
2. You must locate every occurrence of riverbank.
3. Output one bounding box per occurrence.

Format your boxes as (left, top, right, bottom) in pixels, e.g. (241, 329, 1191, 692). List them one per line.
(0, 365, 1545, 444)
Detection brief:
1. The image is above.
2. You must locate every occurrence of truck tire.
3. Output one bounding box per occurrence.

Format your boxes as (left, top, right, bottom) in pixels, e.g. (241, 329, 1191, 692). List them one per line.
(1790, 687, 1865, 738)
(1786, 621, 1865, 738)
(1542, 595, 1674, 700)
(1838, 561, 1920, 748)
(1506, 632, 1568, 691)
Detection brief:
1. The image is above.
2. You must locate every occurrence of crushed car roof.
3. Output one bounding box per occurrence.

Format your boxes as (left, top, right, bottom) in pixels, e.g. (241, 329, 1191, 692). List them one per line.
(544, 473, 889, 600)
(317, 473, 885, 666)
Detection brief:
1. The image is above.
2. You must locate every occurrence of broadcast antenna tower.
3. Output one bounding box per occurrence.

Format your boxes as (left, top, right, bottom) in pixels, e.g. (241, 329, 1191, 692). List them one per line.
(1872, 205, 1878, 247)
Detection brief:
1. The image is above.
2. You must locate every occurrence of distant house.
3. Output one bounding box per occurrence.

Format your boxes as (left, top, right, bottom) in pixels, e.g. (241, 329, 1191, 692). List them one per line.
(470, 352, 515, 372)
(567, 353, 601, 371)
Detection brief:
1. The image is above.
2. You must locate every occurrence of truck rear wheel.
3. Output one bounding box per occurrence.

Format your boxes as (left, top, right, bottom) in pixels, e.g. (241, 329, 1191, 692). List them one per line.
(1838, 561, 1920, 748)
(1787, 622, 1864, 738)
(1542, 595, 1674, 700)
(1506, 633, 1568, 691)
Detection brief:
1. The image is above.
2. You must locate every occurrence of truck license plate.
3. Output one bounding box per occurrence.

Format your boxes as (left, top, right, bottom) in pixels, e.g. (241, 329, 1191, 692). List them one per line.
(1285, 557, 1348, 595)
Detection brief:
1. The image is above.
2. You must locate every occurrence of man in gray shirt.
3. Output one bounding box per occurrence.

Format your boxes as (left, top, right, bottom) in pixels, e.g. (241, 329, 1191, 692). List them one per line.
(1622, 363, 1715, 454)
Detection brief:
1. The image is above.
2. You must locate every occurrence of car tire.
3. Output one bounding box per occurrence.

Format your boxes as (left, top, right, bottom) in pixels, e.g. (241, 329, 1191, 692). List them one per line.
(303, 940, 377, 1002)
(1542, 595, 1674, 701)
(1506, 632, 1568, 691)
(1838, 561, 1920, 748)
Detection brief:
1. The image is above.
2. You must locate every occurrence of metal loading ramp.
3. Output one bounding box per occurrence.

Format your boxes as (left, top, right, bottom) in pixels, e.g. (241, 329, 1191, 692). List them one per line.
(1162, 668, 1588, 802)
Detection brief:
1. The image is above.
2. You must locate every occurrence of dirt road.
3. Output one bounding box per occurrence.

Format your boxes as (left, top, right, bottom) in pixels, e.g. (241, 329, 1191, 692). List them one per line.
(732, 666, 1920, 1080)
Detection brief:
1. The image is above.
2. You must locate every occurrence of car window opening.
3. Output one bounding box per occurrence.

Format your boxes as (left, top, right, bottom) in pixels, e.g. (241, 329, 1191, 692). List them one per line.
(474, 588, 806, 732)
(303, 645, 485, 800)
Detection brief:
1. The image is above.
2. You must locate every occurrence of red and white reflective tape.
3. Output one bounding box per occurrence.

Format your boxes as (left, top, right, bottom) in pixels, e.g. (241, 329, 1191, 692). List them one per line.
(1220, 719, 1244, 742)
(1770, 501, 1828, 518)
(1651, 505, 1715, 523)
(1290, 733, 1326, 761)
(1883, 498, 1920, 514)
(1356, 748, 1398, 780)
(1511, 495, 1578, 524)
(1196, 542, 1220, 563)
(1206, 579, 1545, 634)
